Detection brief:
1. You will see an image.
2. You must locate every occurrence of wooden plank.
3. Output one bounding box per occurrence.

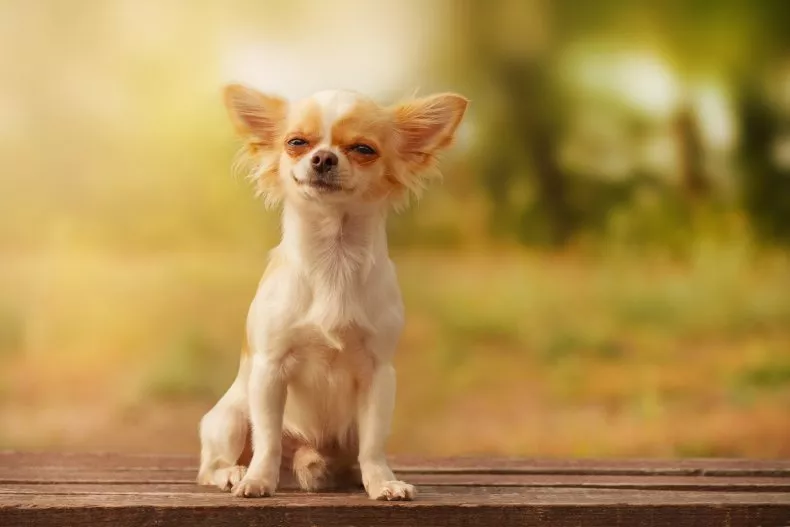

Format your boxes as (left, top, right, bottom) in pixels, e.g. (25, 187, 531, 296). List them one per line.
(402, 473, 790, 492)
(390, 456, 790, 477)
(3, 473, 790, 492)
(2, 453, 789, 526)
(2, 505, 789, 527)
(2, 485, 790, 506)
(1, 487, 789, 527)
(0, 477, 781, 494)
(3, 452, 790, 476)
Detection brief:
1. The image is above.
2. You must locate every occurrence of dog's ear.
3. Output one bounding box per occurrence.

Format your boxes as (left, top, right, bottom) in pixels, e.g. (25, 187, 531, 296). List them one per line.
(391, 93, 468, 172)
(224, 85, 288, 207)
(224, 84, 288, 148)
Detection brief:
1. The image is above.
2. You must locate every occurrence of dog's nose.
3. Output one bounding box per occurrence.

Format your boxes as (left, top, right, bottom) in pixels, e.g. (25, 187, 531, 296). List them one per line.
(310, 150, 338, 174)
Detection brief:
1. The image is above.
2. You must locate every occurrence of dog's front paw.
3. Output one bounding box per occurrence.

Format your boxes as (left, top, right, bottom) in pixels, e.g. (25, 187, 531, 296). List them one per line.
(232, 476, 277, 498)
(198, 465, 247, 492)
(368, 480, 416, 501)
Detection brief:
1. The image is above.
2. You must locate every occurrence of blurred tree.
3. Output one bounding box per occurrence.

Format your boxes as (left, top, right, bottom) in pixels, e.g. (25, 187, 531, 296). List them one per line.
(731, 4, 790, 244)
(739, 81, 790, 244)
(452, 0, 575, 246)
(656, 0, 790, 240)
(446, 0, 790, 247)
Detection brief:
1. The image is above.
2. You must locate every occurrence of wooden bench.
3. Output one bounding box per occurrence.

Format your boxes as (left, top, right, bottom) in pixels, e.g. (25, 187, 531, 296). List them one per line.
(1, 452, 789, 526)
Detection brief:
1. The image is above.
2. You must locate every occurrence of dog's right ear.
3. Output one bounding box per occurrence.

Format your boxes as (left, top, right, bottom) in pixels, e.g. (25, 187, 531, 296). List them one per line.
(224, 84, 288, 148)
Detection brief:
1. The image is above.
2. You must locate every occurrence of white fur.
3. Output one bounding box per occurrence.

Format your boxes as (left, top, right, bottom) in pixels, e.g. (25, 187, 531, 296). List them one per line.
(199, 90, 415, 501)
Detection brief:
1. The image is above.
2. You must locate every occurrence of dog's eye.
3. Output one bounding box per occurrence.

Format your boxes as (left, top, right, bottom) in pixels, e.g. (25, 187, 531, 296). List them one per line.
(350, 144, 377, 155)
(287, 138, 308, 147)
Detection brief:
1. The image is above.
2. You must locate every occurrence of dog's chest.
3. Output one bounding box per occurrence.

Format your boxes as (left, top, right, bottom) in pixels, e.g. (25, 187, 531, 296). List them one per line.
(301, 232, 376, 333)
(286, 324, 374, 384)
(282, 325, 375, 441)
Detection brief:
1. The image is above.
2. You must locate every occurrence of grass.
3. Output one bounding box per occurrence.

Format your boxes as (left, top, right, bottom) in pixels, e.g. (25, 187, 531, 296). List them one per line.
(0, 304, 23, 359)
(139, 329, 236, 401)
(0, 244, 788, 457)
(739, 359, 790, 390)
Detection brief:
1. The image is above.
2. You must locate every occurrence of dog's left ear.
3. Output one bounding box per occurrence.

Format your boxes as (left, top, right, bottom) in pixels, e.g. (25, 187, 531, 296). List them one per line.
(391, 93, 469, 172)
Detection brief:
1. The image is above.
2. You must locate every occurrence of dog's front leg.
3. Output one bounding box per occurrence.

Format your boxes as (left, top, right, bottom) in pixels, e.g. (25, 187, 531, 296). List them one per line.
(233, 354, 286, 497)
(357, 363, 416, 500)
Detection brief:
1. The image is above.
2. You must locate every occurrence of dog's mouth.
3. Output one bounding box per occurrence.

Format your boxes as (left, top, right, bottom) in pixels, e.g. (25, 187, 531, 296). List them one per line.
(292, 173, 344, 193)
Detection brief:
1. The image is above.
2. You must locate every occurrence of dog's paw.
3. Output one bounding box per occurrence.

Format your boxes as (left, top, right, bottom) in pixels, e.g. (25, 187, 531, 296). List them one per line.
(232, 476, 277, 498)
(197, 465, 247, 491)
(368, 480, 416, 501)
(215, 466, 248, 492)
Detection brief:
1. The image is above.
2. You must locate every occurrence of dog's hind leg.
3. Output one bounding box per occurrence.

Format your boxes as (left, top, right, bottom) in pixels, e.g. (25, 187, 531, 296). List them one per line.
(197, 355, 251, 491)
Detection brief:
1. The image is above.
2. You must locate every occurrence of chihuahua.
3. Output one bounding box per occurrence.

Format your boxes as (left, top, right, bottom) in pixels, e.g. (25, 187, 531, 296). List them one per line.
(197, 85, 468, 500)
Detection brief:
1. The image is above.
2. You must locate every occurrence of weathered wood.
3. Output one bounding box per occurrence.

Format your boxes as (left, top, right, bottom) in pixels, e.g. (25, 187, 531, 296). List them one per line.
(3, 472, 790, 492)
(2, 493, 790, 527)
(2, 505, 789, 527)
(1, 452, 789, 526)
(4, 452, 790, 475)
(391, 456, 790, 477)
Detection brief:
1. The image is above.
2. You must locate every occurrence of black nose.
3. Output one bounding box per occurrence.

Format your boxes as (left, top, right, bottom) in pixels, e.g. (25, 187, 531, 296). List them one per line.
(310, 150, 338, 174)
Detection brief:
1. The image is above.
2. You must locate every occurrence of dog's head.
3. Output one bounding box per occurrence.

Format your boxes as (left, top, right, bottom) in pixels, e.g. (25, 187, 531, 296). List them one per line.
(224, 86, 468, 208)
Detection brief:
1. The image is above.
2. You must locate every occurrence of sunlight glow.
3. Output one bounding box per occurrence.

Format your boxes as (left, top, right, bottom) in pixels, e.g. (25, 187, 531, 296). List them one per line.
(218, 1, 431, 101)
(691, 82, 737, 151)
(572, 50, 681, 117)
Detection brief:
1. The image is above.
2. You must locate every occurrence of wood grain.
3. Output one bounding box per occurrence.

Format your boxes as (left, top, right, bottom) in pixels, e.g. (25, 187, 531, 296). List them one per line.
(1, 452, 789, 526)
(3, 472, 790, 492)
(4, 452, 790, 475)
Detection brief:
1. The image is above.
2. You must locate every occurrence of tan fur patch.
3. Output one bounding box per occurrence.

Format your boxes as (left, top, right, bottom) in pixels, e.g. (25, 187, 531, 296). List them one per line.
(329, 101, 395, 202)
(285, 101, 323, 159)
(242, 251, 284, 358)
(331, 101, 387, 166)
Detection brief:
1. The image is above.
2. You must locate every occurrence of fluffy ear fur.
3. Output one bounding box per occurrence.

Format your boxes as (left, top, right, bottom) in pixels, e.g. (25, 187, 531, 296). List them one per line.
(224, 84, 288, 146)
(224, 84, 288, 207)
(389, 93, 468, 193)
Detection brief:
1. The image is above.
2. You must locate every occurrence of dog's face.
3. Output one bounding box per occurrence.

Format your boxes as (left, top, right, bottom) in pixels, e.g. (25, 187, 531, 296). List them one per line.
(224, 86, 468, 208)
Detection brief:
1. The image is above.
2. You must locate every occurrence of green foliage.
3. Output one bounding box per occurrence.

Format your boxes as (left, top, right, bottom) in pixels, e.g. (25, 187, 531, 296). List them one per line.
(674, 441, 726, 458)
(738, 83, 790, 245)
(445, 0, 790, 249)
(2, 0, 790, 457)
(0, 305, 23, 358)
(737, 358, 790, 391)
(139, 330, 235, 401)
(541, 330, 624, 364)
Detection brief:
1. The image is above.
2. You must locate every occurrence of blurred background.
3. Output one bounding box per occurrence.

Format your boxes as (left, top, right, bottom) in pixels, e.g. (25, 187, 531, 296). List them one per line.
(1, 0, 789, 458)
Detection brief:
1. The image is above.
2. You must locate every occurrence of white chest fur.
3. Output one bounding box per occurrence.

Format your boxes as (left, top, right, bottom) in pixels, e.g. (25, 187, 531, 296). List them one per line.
(281, 325, 374, 447)
(246, 203, 402, 446)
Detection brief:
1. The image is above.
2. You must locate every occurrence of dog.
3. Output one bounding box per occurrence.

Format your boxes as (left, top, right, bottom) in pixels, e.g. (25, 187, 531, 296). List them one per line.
(197, 84, 468, 500)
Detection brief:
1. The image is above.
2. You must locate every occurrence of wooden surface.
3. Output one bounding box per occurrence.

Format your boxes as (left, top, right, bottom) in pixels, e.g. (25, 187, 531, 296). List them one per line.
(1, 453, 789, 526)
